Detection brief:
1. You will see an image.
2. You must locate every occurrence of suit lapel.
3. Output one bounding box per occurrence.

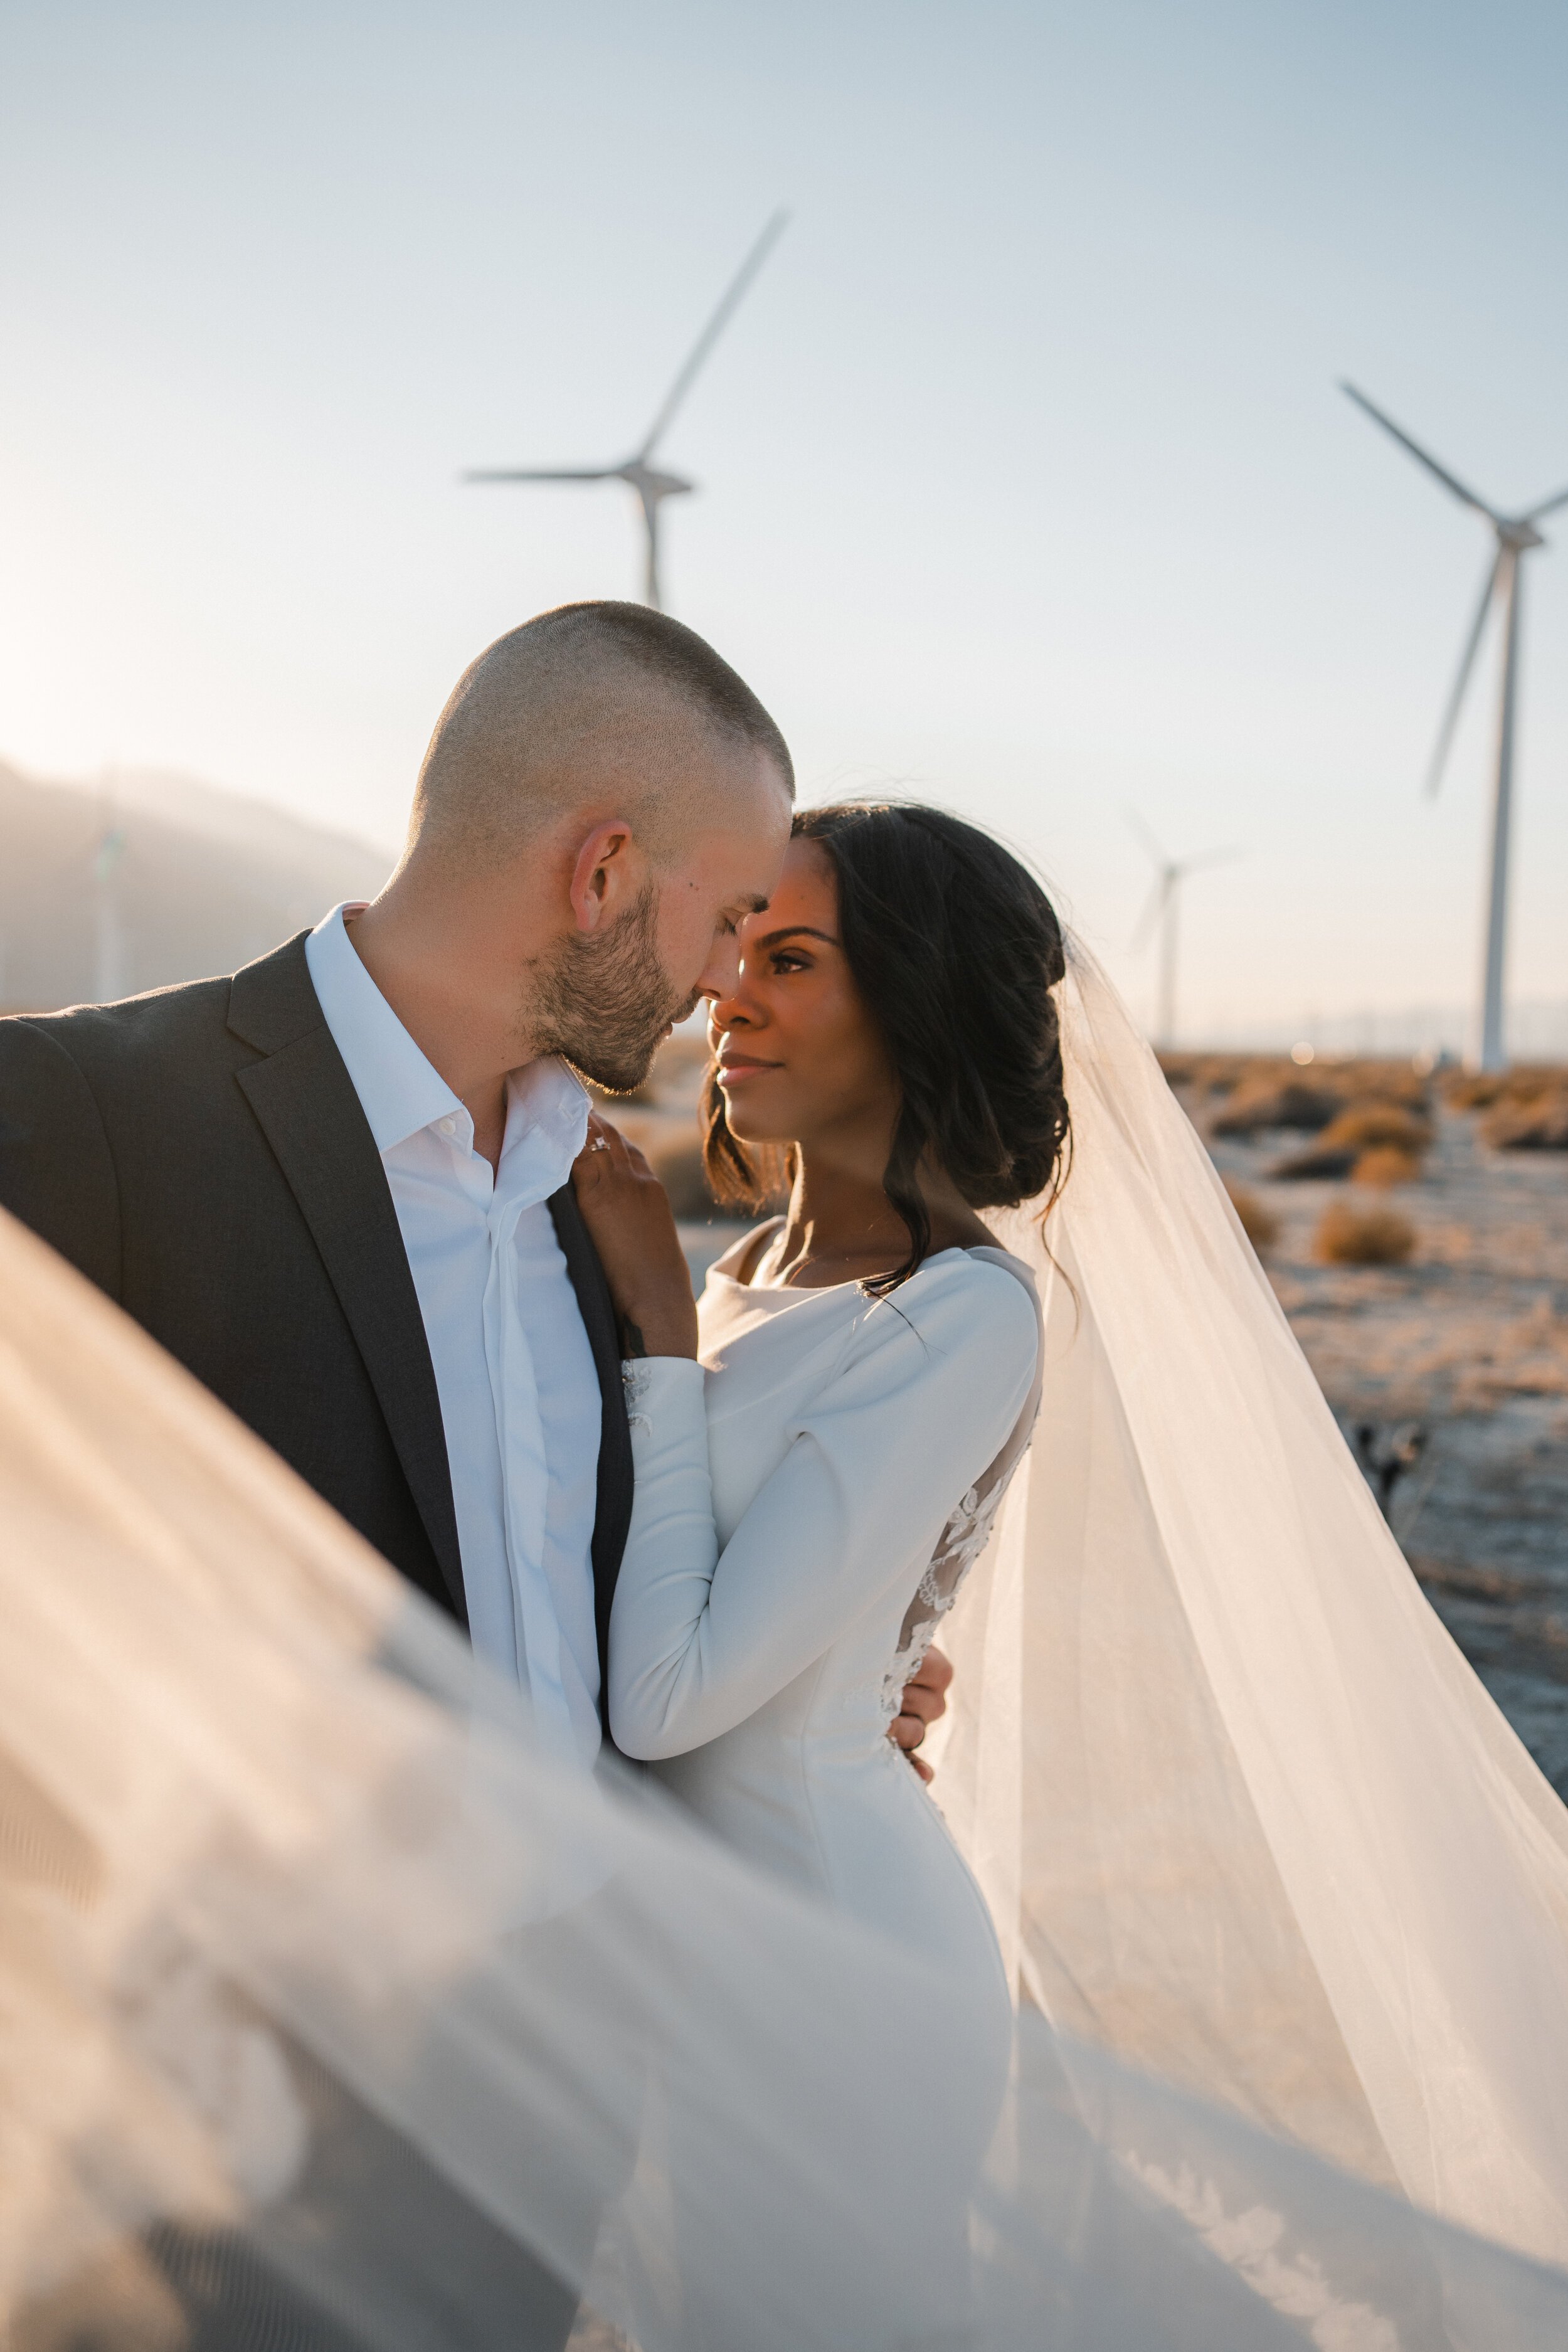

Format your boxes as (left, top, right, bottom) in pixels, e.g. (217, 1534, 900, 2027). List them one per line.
(549, 1183, 633, 1708)
(229, 940, 466, 1621)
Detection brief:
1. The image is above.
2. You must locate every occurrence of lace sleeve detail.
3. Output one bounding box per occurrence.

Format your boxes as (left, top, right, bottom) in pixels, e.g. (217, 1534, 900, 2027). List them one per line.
(879, 1411, 1036, 1720)
(622, 1360, 655, 1433)
(879, 1259, 1044, 1720)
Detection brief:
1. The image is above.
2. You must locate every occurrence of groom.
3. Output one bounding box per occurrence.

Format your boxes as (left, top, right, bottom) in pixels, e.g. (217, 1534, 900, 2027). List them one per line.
(0, 600, 950, 1772)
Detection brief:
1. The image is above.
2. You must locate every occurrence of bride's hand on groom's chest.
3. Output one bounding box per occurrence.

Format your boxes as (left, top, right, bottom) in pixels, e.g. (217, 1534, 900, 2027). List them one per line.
(572, 1115, 700, 1362)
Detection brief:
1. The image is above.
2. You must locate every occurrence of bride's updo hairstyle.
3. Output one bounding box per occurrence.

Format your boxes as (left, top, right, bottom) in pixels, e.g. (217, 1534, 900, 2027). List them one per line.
(702, 802, 1071, 1292)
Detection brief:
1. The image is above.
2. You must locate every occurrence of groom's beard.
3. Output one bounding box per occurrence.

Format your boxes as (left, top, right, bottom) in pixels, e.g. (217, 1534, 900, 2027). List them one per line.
(532, 881, 699, 1094)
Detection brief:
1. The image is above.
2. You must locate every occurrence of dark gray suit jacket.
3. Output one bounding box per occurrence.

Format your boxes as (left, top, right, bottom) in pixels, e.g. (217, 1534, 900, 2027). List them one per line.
(0, 933, 635, 1692)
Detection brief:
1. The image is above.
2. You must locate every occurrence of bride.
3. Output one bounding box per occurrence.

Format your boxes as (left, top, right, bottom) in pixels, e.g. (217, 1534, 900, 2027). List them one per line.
(572, 802, 1065, 2085)
(576, 797, 1568, 2275)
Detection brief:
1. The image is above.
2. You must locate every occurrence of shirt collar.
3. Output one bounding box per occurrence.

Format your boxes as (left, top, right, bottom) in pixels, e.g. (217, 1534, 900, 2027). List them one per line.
(500, 1054, 592, 1190)
(304, 904, 589, 1170)
(306, 905, 458, 1151)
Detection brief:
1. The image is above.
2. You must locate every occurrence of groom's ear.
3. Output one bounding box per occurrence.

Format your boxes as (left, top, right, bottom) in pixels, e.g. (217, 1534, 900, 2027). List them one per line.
(567, 818, 644, 934)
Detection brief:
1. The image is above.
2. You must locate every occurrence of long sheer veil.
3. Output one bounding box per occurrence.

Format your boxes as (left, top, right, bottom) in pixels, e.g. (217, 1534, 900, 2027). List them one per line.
(2, 1163, 1567, 2345)
(931, 938, 1568, 2265)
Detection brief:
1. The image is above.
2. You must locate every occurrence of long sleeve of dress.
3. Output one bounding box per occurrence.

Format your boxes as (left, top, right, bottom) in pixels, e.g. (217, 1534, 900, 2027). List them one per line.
(607, 1258, 1039, 1762)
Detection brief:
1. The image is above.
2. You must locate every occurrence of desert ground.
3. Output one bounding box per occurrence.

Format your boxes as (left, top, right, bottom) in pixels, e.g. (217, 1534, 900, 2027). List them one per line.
(1189, 1053, 1568, 1794)
(609, 1035, 1568, 1798)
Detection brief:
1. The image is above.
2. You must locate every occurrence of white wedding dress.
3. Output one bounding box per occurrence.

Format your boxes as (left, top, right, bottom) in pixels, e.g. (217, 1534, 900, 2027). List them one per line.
(607, 1229, 1041, 2025)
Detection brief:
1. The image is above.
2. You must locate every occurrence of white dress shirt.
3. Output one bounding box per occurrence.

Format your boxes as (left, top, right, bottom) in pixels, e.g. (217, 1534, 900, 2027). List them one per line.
(305, 905, 603, 1768)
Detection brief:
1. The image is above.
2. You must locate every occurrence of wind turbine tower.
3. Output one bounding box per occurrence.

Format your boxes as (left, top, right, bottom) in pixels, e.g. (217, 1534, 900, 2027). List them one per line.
(1126, 809, 1238, 1050)
(1342, 383, 1567, 1072)
(92, 802, 129, 1004)
(466, 210, 789, 611)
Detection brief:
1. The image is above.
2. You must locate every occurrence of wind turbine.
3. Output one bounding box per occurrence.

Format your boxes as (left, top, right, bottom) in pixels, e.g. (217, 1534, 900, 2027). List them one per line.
(465, 209, 789, 611)
(1126, 808, 1239, 1050)
(91, 795, 129, 1004)
(1342, 383, 1568, 1072)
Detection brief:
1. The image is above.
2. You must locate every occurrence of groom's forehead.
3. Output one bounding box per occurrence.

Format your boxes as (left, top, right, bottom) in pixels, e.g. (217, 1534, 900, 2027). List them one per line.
(681, 758, 792, 849)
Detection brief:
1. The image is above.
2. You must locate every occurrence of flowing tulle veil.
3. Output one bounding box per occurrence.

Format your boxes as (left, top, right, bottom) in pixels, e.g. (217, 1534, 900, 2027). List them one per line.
(931, 936, 1568, 2263)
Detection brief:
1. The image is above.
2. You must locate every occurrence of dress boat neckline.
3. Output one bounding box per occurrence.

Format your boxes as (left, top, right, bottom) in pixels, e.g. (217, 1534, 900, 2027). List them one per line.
(706, 1217, 1025, 1300)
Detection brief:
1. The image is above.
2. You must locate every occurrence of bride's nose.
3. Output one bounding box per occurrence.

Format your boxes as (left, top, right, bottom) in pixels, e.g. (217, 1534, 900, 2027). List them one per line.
(709, 977, 765, 1038)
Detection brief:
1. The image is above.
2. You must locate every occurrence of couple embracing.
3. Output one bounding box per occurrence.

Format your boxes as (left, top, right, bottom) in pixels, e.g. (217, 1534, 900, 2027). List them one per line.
(8, 597, 1568, 2321)
(0, 601, 1065, 2321)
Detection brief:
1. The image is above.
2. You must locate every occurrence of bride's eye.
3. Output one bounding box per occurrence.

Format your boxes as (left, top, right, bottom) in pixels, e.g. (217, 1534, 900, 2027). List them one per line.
(771, 949, 811, 975)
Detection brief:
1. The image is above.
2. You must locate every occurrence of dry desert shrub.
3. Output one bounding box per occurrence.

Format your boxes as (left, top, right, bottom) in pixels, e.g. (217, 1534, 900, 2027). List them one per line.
(1481, 1086, 1568, 1152)
(1441, 1065, 1560, 1112)
(1212, 1079, 1342, 1136)
(1354, 1068, 1432, 1113)
(1318, 1101, 1433, 1154)
(1268, 1142, 1357, 1180)
(1315, 1199, 1415, 1266)
(1352, 1147, 1422, 1188)
(1223, 1179, 1280, 1250)
(1443, 1071, 1508, 1110)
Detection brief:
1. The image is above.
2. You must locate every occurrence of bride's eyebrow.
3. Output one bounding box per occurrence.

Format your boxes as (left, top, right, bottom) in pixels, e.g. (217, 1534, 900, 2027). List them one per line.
(752, 924, 839, 950)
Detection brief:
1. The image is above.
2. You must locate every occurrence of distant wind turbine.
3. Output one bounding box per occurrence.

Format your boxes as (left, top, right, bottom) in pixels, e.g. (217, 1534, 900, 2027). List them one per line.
(1342, 382, 1568, 1073)
(1126, 808, 1240, 1050)
(91, 796, 129, 1004)
(465, 209, 790, 611)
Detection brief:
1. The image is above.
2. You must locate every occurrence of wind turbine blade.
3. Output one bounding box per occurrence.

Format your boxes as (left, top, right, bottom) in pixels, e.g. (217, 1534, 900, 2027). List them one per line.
(637, 208, 790, 462)
(1122, 803, 1171, 870)
(462, 468, 616, 482)
(1179, 844, 1245, 876)
(1426, 551, 1502, 798)
(1129, 876, 1165, 952)
(1340, 383, 1501, 523)
(1523, 482, 1568, 523)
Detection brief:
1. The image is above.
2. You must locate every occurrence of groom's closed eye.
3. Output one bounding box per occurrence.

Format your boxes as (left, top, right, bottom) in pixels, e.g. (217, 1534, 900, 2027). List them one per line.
(719, 894, 772, 936)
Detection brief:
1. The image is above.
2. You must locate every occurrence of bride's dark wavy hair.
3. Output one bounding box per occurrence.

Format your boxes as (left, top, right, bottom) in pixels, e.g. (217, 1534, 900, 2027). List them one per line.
(702, 802, 1072, 1295)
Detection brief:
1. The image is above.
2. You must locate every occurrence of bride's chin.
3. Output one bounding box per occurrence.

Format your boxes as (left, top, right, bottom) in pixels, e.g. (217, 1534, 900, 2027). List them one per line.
(724, 1114, 789, 1150)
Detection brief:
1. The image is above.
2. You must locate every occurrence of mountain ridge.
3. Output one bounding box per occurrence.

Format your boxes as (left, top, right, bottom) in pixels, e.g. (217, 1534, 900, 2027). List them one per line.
(0, 758, 395, 1012)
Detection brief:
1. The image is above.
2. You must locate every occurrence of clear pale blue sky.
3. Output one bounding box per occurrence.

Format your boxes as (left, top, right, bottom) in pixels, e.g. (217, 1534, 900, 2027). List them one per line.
(3, 0, 1565, 1039)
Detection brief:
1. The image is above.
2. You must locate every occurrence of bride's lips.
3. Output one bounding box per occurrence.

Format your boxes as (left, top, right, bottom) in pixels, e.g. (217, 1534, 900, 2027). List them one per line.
(716, 1055, 781, 1087)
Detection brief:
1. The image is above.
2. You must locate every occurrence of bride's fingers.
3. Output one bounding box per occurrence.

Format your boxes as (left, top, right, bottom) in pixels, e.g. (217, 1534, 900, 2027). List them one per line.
(575, 1118, 673, 1227)
(593, 1118, 664, 1194)
(573, 1118, 614, 1189)
(580, 1114, 635, 1177)
(895, 1683, 943, 1731)
(913, 1643, 954, 1697)
(598, 1120, 634, 1174)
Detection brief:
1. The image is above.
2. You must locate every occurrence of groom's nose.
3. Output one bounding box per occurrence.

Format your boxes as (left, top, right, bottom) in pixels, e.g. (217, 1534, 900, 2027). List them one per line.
(695, 929, 744, 1002)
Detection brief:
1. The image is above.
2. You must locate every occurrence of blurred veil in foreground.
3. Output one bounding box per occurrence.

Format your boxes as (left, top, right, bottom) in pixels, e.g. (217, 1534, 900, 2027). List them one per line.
(1, 1177, 1566, 2350)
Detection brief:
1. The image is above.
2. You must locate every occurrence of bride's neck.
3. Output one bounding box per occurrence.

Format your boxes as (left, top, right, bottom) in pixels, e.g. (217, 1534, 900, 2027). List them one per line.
(763, 1142, 988, 1288)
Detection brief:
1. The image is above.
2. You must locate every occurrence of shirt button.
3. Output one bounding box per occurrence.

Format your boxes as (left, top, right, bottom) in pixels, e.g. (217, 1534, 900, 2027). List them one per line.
(438, 1116, 457, 1137)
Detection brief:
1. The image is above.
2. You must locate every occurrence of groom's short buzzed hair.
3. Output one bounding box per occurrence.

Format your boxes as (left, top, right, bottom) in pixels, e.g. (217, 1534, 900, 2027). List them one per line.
(411, 601, 793, 866)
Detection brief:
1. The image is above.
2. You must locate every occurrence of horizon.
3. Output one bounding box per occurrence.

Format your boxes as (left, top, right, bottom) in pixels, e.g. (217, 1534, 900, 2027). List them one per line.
(8, 744, 1568, 1057)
